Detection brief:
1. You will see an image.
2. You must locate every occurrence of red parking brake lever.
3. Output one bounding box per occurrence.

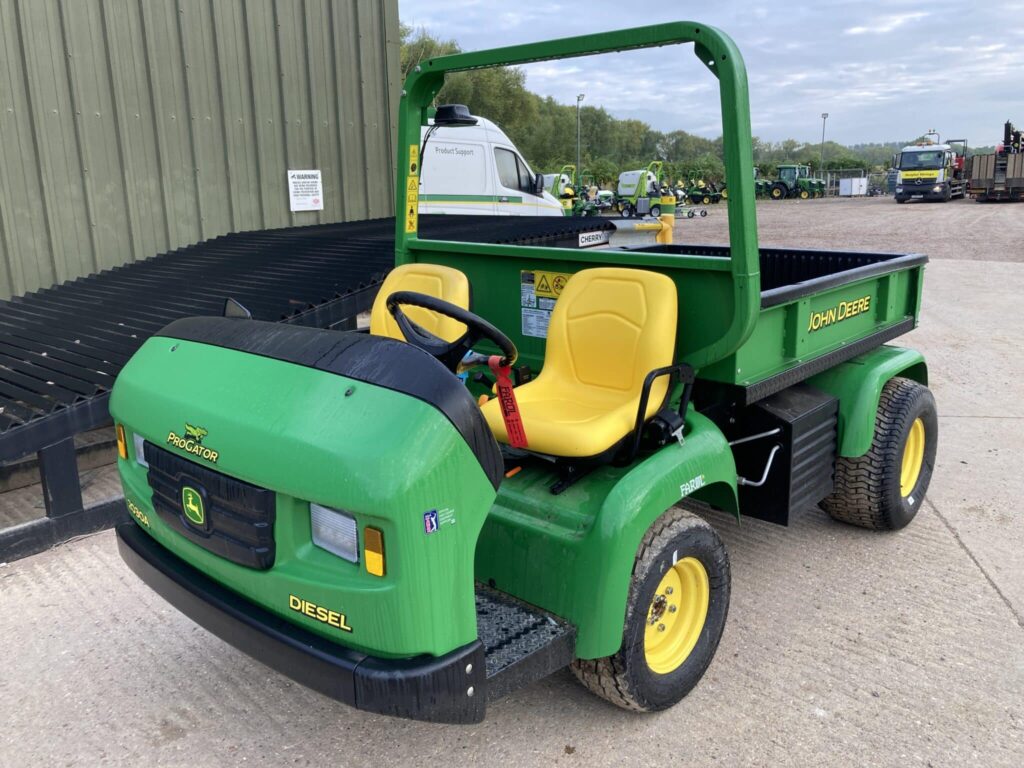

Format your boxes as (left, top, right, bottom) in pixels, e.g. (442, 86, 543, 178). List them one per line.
(488, 355, 528, 449)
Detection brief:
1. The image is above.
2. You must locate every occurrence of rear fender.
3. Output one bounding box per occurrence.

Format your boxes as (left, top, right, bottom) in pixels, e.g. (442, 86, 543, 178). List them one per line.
(808, 344, 928, 457)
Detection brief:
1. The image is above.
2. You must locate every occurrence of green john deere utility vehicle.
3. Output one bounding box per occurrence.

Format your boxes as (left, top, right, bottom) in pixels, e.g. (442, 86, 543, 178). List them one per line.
(112, 22, 937, 724)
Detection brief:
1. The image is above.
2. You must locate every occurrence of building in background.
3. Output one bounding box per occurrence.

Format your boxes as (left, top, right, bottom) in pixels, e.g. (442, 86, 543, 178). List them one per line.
(0, 0, 399, 300)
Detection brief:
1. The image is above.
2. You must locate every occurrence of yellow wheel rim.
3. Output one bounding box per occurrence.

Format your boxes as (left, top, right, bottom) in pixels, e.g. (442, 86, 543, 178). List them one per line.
(900, 418, 926, 497)
(644, 557, 710, 674)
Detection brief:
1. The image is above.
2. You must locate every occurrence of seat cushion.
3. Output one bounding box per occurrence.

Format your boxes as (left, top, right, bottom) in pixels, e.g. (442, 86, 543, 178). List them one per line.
(482, 267, 678, 459)
(482, 390, 642, 458)
(370, 263, 470, 342)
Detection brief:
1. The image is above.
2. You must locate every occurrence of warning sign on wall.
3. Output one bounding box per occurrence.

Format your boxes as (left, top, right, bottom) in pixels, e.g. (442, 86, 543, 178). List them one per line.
(288, 170, 324, 212)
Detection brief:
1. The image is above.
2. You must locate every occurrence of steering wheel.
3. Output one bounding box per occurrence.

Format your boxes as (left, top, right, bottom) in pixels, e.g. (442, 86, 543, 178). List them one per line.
(386, 290, 517, 373)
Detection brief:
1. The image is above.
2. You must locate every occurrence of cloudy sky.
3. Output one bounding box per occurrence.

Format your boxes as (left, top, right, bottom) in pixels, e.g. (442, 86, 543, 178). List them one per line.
(399, 0, 1024, 146)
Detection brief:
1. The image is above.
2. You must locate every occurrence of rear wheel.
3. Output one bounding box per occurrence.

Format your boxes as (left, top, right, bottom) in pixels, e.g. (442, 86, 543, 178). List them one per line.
(799, 189, 810, 200)
(702, 195, 711, 205)
(699, 209, 707, 217)
(686, 209, 695, 218)
(650, 205, 661, 218)
(822, 377, 937, 530)
(770, 184, 786, 200)
(571, 507, 730, 711)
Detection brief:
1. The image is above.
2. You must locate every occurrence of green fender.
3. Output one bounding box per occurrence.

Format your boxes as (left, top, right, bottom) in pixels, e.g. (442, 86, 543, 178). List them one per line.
(476, 410, 737, 660)
(807, 344, 928, 458)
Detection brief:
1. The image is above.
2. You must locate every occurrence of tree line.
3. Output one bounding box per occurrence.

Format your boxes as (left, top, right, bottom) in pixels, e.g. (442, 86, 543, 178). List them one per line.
(401, 26, 992, 186)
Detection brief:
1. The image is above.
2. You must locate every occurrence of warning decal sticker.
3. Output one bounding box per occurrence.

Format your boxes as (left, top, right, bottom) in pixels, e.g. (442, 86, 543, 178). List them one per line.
(520, 270, 572, 338)
(405, 175, 419, 233)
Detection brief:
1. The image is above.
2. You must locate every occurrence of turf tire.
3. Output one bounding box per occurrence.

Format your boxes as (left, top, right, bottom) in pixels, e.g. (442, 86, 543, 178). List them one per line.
(570, 507, 730, 711)
(822, 377, 937, 530)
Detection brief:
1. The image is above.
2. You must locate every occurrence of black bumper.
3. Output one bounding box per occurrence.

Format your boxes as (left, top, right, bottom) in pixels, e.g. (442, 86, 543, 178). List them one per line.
(116, 523, 486, 723)
(895, 183, 947, 201)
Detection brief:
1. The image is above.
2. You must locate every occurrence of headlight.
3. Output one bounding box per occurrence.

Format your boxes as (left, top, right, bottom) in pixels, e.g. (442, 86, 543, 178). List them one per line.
(310, 503, 359, 563)
(896, 186, 903, 192)
(133, 432, 149, 467)
(933, 185, 943, 193)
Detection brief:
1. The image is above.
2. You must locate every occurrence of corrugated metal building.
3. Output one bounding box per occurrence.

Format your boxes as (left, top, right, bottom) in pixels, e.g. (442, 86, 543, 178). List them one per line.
(0, 0, 400, 300)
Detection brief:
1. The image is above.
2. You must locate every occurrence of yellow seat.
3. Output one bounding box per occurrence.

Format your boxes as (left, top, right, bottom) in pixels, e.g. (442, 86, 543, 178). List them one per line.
(369, 263, 470, 342)
(483, 267, 677, 458)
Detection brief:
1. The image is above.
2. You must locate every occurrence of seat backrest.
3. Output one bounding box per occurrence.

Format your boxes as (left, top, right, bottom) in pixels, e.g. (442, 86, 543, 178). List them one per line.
(369, 263, 470, 342)
(543, 267, 677, 407)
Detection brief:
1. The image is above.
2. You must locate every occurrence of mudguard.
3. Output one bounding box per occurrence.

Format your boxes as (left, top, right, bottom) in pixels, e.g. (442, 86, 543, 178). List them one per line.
(476, 409, 737, 659)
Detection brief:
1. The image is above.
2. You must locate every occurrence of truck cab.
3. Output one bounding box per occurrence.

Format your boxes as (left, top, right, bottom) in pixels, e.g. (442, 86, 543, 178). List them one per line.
(895, 141, 967, 202)
(418, 110, 564, 217)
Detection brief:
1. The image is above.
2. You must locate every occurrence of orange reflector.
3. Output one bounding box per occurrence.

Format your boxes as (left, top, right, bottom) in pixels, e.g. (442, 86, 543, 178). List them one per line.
(504, 466, 522, 478)
(116, 424, 128, 460)
(364, 526, 385, 577)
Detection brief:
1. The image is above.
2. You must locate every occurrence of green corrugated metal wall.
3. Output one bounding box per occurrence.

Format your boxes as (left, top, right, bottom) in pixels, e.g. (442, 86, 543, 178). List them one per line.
(0, 0, 400, 300)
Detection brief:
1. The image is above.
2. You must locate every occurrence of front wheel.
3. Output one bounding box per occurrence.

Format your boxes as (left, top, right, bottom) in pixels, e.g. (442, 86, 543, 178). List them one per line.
(699, 209, 707, 217)
(822, 377, 937, 530)
(571, 507, 730, 711)
(650, 205, 661, 218)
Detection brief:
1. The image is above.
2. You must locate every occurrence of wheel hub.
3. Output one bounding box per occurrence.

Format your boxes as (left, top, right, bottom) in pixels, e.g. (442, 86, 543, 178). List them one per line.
(900, 417, 926, 497)
(644, 557, 710, 674)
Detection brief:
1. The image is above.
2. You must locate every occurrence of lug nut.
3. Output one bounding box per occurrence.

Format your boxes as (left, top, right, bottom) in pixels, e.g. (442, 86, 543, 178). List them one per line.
(665, 587, 674, 595)
(669, 605, 677, 613)
(658, 624, 666, 632)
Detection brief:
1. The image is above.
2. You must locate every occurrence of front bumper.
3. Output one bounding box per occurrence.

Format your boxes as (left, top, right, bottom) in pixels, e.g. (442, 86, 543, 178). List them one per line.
(116, 523, 486, 723)
(895, 182, 947, 201)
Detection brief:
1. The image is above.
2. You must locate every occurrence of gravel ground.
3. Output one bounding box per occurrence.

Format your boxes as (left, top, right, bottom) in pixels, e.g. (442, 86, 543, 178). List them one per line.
(1, 198, 1022, 767)
(675, 195, 1024, 262)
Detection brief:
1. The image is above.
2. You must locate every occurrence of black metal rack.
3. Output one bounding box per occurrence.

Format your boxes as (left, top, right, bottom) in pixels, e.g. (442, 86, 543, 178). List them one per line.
(0, 215, 615, 560)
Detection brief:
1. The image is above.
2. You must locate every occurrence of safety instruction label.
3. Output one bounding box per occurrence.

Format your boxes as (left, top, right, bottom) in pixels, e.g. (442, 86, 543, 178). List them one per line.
(408, 144, 419, 175)
(405, 175, 419, 233)
(520, 270, 569, 337)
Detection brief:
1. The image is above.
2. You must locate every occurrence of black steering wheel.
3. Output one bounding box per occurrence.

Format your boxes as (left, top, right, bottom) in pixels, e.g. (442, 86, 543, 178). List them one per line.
(386, 290, 517, 373)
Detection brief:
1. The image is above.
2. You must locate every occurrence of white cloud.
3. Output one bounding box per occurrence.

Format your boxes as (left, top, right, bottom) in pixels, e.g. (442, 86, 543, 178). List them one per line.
(844, 11, 929, 35)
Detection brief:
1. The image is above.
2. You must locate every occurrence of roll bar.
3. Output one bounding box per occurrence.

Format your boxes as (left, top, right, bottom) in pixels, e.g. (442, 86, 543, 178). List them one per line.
(394, 22, 761, 366)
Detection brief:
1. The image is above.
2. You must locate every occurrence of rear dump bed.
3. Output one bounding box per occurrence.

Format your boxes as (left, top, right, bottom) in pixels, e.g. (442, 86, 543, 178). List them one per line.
(631, 244, 927, 401)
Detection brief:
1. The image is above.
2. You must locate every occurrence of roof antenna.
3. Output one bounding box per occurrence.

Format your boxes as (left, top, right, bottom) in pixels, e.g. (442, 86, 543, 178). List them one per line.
(223, 297, 252, 319)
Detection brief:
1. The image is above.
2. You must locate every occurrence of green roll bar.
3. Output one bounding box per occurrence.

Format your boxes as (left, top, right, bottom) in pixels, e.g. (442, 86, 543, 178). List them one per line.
(394, 21, 760, 367)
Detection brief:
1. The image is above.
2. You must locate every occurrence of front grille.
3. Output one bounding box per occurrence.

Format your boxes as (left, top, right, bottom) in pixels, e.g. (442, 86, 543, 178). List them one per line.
(143, 442, 276, 569)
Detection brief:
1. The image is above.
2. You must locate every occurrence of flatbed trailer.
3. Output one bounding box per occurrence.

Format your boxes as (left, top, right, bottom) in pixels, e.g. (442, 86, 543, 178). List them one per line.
(111, 22, 937, 724)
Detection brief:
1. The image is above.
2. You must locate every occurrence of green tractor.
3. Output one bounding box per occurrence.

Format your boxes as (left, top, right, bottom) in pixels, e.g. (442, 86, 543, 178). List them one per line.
(753, 167, 772, 198)
(111, 22, 937, 724)
(769, 164, 825, 200)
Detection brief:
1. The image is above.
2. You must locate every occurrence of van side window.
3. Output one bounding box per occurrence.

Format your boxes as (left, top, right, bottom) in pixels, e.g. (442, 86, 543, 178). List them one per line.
(494, 148, 520, 190)
(495, 148, 536, 195)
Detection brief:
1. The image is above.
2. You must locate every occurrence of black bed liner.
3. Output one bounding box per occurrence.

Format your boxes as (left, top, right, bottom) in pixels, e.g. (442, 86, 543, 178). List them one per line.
(628, 243, 928, 307)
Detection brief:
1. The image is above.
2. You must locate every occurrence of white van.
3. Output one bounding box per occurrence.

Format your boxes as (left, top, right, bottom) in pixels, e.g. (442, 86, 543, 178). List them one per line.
(418, 113, 564, 217)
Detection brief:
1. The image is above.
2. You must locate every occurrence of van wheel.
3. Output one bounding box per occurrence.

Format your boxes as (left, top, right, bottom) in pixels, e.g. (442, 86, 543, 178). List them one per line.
(822, 377, 937, 530)
(571, 507, 730, 711)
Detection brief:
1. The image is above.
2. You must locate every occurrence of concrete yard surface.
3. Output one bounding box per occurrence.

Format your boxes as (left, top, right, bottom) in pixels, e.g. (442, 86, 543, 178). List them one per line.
(1, 199, 1023, 767)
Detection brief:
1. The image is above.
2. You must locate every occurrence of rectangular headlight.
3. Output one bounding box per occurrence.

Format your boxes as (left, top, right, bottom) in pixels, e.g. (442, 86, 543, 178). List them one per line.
(133, 432, 149, 468)
(310, 503, 359, 563)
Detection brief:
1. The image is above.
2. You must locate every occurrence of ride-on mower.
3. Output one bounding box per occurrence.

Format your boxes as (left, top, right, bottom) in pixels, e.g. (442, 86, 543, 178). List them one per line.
(112, 22, 937, 724)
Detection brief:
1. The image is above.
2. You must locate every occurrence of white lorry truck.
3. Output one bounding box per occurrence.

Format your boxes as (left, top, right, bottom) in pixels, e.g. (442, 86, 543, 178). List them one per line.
(418, 105, 564, 217)
(894, 137, 967, 203)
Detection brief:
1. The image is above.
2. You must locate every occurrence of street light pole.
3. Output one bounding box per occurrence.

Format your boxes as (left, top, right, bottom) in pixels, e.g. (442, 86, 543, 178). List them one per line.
(576, 94, 585, 191)
(820, 112, 829, 174)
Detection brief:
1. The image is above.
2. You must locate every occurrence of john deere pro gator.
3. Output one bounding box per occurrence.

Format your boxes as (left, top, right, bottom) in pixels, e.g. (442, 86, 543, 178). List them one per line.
(112, 22, 937, 724)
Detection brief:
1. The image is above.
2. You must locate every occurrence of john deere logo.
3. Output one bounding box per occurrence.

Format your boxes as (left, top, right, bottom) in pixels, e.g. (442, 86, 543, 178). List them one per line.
(166, 423, 220, 464)
(181, 486, 205, 526)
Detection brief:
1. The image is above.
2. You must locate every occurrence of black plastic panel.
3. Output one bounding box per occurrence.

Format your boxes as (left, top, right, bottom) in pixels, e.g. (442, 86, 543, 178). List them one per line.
(144, 442, 276, 569)
(476, 585, 576, 701)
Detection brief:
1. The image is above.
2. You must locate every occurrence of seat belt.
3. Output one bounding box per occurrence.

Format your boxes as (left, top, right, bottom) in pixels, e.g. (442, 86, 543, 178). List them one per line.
(488, 356, 528, 449)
